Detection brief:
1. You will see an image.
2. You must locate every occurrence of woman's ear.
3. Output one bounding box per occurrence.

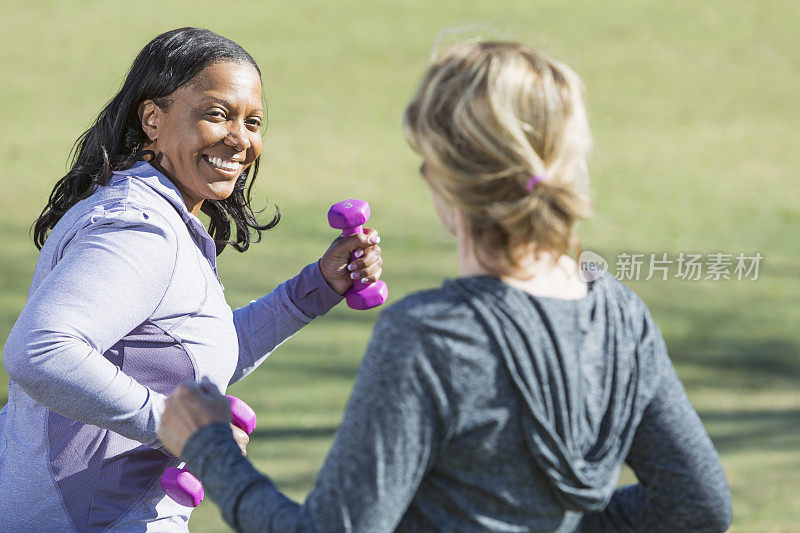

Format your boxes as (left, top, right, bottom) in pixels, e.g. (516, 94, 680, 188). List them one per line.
(138, 100, 159, 142)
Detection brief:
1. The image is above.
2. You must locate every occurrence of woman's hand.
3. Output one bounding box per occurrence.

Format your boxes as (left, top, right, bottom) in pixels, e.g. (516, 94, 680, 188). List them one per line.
(158, 379, 248, 459)
(319, 228, 383, 295)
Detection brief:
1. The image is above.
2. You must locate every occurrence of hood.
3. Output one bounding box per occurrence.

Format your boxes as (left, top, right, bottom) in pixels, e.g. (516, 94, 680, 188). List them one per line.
(448, 274, 645, 512)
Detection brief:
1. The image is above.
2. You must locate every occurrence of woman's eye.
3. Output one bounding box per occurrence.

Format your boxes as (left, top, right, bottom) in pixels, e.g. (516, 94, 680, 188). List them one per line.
(246, 119, 262, 129)
(205, 110, 226, 119)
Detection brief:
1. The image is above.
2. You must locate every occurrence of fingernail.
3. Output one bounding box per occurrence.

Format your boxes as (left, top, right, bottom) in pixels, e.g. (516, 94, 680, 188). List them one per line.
(370, 235, 380, 244)
(347, 263, 357, 271)
(350, 272, 359, 279)
(361, 278, 371, 284)
(354, 250, 364, 259)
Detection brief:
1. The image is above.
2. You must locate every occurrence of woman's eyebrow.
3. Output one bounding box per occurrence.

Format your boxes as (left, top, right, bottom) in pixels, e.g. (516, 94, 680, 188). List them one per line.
(199, 95, 263, 114)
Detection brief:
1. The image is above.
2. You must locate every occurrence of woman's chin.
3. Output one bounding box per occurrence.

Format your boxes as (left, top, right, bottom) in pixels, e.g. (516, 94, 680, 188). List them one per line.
(204, 184, 237, 202)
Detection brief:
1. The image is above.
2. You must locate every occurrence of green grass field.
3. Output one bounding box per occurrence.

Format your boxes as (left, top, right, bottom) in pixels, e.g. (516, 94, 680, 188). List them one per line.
(1, 1, 798, 531)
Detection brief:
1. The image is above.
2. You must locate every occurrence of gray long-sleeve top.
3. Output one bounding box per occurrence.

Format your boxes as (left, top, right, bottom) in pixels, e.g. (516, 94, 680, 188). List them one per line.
(183, 274, 732, 532)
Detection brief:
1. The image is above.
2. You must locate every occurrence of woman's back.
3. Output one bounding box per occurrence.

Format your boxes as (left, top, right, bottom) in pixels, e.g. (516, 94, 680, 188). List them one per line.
(315, 272, 729, 531)
(396, 273, 635, 530)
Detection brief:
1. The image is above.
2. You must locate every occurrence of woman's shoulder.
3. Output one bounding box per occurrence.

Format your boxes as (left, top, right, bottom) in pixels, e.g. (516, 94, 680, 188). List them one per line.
(380, 282, 473, 325)
(373, 281, 491, 353)
(40, 192, 179, 275)
(56, 162, 185, 231)
(49, 168, 187, 250)
(106, 169, 185, 222)
(593, 273, 657, 331)
(55, 198, 174, 244)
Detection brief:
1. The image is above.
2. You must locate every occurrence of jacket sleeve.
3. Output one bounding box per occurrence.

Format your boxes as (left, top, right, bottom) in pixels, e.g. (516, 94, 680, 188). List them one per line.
(229, 261, 342, 385)
(580, 304, 733, 532)
(2, 204, 178, 447)
(183, 310, 448, 532)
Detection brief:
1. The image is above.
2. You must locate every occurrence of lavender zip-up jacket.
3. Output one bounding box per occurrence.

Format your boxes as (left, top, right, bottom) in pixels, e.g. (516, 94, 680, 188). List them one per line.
(0, 160, 342, 532)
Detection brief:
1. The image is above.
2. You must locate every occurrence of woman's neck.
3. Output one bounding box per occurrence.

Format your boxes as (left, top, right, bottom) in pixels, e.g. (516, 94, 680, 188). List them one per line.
(457, 236, 588, 300)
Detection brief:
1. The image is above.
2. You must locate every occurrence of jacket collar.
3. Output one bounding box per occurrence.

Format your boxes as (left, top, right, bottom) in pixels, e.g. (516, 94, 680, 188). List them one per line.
(113, 160, 220, 275)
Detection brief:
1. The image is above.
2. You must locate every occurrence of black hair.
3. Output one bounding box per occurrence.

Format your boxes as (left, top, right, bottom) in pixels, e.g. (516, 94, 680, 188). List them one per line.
(31, 27, 279, 255)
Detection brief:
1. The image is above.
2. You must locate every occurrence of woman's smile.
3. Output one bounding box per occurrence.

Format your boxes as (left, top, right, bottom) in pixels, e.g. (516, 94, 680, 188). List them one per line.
(202, 154, 245, 177)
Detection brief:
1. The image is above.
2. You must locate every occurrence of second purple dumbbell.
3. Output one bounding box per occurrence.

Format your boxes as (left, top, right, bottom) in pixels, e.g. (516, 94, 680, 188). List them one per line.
(328, 199, 388, 310)
(161, 395, 257, 507)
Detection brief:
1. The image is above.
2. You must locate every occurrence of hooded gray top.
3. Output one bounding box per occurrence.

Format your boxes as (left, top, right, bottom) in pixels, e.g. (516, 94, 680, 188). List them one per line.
(183, 273, 732, 532)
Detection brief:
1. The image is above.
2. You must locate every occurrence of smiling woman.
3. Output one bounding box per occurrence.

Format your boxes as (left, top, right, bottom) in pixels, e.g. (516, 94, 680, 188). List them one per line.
(32, 28, 281, 255)
(0, 27, 383, 532)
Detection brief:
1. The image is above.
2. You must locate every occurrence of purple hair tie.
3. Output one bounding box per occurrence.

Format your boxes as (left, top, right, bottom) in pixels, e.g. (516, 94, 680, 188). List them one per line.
(526, 174, 548, 191)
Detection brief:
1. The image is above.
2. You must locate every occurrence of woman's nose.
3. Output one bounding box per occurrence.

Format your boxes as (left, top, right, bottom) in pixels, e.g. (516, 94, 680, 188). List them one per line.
(223, 121, 251, 151)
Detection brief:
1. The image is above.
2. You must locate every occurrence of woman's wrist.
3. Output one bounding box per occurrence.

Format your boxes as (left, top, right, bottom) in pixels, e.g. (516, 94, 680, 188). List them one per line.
(181, 422, 233, 471)
(281, 261, 344, 319)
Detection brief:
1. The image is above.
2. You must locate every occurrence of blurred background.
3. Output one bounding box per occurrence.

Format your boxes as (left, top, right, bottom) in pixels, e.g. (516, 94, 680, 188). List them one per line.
(1, 1, 798, 531)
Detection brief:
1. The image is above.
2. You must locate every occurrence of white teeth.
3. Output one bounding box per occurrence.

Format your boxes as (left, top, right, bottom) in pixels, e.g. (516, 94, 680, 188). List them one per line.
(207, 156, 242, 172)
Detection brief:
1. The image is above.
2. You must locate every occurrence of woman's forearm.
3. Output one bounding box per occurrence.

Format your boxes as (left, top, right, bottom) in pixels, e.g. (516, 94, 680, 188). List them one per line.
(184, 311, 444, 532)
(580, 371, 732, 532)
(4, 327, 168, 446)
(182, 423, 303, 532)
(2, 204, 177, 446)
(230, 261, 342, 385)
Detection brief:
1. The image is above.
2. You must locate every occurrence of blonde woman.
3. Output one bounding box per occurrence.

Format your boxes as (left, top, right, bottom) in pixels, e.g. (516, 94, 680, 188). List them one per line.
(157, 41, 732, 532)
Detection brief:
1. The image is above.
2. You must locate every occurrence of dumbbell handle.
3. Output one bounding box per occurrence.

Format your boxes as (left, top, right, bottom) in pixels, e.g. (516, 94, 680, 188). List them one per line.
(161, 395, 256, 507)
(327, 199, 388, 310)
(344, 223, 372, 293)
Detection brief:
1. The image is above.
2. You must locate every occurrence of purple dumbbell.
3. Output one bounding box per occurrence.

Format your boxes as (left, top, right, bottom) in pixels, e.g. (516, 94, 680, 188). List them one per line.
(161, 395, 257, 507)
(328, 199, 388, 310)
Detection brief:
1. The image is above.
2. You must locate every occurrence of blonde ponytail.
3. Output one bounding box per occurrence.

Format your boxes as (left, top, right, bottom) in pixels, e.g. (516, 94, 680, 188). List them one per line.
(403, 41, 593, 277)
